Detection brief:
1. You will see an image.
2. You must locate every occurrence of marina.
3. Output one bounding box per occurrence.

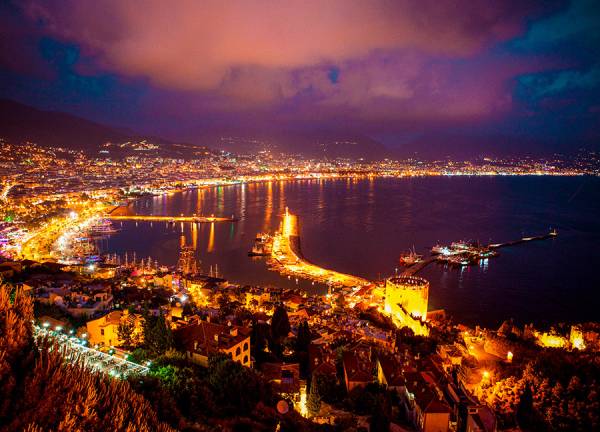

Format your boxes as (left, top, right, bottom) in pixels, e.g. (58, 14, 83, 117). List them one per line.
(402, 229, 558, 275)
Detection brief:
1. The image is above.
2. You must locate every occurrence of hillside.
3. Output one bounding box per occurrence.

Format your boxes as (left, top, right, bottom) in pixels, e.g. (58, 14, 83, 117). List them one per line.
(0, 99, 212, 158)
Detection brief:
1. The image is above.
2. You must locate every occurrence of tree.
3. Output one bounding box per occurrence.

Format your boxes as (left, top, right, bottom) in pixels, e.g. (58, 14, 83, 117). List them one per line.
(207, 354, 274, 417)
(296, 320, 311, 377)
(271, 305, 290, 342)
(307, 375, 322, 417)
(0, 284, 175, 432)
(217, 294, 233, 318)
(117, 319, 135, 347)
(315, 372, 342, 404)
(295, 321, 311, 353)
(144, 313, 174, 356)
(369, 394, 391, 432)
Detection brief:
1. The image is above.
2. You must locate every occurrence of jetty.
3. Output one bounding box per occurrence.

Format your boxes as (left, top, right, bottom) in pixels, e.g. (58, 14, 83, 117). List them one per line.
(401, 229, 558, 276)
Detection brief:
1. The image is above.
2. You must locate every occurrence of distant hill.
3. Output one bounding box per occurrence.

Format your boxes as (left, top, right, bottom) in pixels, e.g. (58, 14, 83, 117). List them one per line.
(0, 99, 212, 158)
(192, 129, 392, 160)
(390, 131, 598, 160)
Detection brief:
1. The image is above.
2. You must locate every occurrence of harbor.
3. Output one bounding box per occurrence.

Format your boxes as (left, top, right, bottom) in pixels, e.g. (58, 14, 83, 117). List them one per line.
(401, 229, 558, 276)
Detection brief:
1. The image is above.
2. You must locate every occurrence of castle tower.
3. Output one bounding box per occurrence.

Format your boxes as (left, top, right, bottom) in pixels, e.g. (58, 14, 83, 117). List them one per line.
(384, 276, 429, 321)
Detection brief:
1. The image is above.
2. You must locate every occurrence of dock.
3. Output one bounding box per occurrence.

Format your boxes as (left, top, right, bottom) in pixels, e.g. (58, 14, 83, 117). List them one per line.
(401, 230, 557, 276)
(106, 215, 237, 223)
(401, 256, 438, 276)
(268, 208, 370, 288)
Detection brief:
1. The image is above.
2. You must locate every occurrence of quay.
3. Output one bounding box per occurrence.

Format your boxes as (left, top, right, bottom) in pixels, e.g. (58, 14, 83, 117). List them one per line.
(401, 256, 438, 276)
(106, 214, 237, 223)
(105, 204, 236, 223)
(489, 230, 557, 249)
(269, 208, 370, 288)
(402, 229, 558, 276)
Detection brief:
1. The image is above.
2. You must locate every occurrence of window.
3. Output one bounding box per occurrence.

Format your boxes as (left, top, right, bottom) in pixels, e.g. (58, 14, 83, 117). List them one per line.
(243, 342, 248, 351)
(243, 355, 248, 364)
(100, 329, 104, 336)
(236, 347, 241, 356)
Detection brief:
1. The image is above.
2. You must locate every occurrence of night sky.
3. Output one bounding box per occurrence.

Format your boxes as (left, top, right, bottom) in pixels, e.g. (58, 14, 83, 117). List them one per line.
(0, 0, 599, 153)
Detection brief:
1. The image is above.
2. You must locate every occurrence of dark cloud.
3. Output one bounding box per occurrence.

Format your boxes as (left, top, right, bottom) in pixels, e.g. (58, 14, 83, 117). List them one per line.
(1, 0, 597, 153)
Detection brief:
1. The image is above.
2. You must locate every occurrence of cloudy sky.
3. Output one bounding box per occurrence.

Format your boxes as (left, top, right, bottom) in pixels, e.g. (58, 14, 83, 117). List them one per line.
(1, 0, 598, 152)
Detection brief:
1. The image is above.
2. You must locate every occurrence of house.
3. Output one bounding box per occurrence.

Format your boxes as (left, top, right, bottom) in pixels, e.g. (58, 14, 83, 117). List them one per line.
(466, 406, 496, 432)
(404, 371, 451, 432)
(245, 289, 271, 310)
(261, 362, 305, 407)
(342, 344, 373, 391)
(309, 343, 337, 376)
(86, 310, 143, 348)
(377, 354, 406, 392)
(38, 316, 69, 332)
(175, 321, 251, 367)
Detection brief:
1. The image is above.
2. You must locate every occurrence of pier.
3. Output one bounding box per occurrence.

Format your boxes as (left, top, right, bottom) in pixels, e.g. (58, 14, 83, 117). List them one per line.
(269, 208, 370, 288)
(106, 215, 237, 223)
(401, 256, 438, 276)
(401, 230, 557, 276)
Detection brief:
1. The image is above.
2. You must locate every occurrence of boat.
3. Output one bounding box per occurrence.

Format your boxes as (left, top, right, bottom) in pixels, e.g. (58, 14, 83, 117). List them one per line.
(89, 219, 119, 236)
(432, 244, 459, 255)
(447, 255, 471, 266)
(431, 244, 448, 255)
(248, 233, 273, 256)
(450, 240, 471, 251)
(475, 248, 498, 258)
(399, 247, 423, 265)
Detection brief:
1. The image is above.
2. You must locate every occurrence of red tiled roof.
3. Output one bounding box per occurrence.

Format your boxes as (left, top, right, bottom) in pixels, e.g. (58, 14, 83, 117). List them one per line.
(343, 351, 372, 383)
(378, 355, 405, 387)
(175, 321, 250, 355)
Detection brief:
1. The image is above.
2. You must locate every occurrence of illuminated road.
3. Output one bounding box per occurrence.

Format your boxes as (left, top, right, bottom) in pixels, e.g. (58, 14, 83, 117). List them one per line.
(269, 208, 370, 288)
(34, 325, 148, 378)
(19, 206, 107, 261)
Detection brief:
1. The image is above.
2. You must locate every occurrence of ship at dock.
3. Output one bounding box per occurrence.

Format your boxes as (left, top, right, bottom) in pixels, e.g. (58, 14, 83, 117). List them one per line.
(248, 233, 273, 256)
(433, 240, 499, 266)
(89, 219, 119, 237)
(399, 247, 423, 265)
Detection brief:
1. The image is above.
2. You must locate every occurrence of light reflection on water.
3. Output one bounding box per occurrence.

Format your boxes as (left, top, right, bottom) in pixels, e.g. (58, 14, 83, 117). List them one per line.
(101, 176, 600, 327)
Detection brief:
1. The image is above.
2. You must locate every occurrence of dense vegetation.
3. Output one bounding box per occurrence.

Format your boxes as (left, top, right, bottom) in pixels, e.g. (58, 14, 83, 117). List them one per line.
(0, 284, 174, 431)
(0, 284, 322, 431)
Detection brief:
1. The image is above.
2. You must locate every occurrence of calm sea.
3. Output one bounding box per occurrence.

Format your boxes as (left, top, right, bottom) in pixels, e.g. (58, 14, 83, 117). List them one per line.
(100, 176, 600, 328)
